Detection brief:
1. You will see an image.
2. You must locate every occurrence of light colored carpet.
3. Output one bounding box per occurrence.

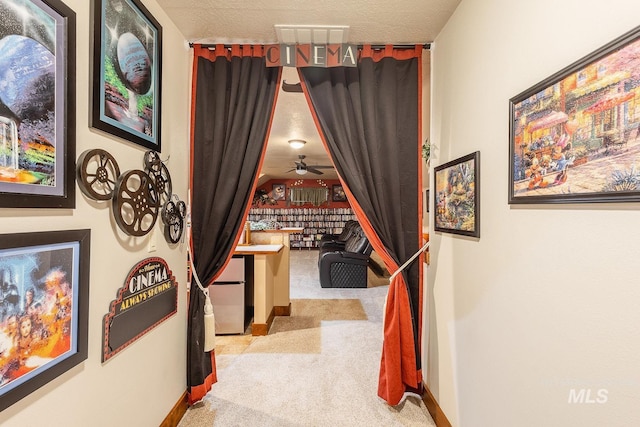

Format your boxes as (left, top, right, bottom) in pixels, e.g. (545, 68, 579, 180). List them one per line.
(178, 250, 434, 427)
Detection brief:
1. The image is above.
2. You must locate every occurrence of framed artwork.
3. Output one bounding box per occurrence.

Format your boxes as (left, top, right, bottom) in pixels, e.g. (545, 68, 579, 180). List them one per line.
(332, 184, 346, 202)
(434, 151, 480, 238)
(0, 0, 76, 208)
(0, 229, 90, 411)
(272, 183, 285, 201)
(91, 0, 162, 151)
(509, 25, 640, 204)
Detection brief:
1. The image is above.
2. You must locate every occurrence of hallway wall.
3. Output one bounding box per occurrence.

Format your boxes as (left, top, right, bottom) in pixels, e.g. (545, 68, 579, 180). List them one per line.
(0, 0, 191, 425)
(429, 1, 640, 426)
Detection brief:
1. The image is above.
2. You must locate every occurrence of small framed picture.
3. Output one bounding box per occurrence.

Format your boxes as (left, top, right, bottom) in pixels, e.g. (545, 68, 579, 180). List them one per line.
(434, 151, 480, 238)
(91, 0, 162, 151)
(332, 185, 346, 202)
(272, 183, 285, 200)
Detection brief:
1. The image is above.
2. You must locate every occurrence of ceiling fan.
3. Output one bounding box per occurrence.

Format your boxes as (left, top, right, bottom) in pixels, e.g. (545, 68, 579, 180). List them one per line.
(287, 155, 333, 175)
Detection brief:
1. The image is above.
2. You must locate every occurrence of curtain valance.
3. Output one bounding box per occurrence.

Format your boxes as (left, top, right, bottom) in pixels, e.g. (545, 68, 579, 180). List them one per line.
(289, 187, 329, 206)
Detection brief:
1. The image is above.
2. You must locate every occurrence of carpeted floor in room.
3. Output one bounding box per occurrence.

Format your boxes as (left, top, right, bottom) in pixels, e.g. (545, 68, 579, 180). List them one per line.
(178, 249, 434, 427)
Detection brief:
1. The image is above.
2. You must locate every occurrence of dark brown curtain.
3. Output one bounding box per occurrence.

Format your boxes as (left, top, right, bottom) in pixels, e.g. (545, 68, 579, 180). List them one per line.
(188, 44, 281, 404)
(299, 45, 424, 405)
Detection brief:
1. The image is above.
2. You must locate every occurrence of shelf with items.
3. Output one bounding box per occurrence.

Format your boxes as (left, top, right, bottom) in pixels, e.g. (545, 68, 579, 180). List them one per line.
(248, 207, 356, 249)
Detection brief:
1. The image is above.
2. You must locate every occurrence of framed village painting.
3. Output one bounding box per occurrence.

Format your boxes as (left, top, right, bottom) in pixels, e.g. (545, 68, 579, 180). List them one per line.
(0, 0, 76, 208)
(434, 151, 480, 238)
(509, 25, 640, 204)
(0, 229, 90, 411)
(91, 0, 162, 151)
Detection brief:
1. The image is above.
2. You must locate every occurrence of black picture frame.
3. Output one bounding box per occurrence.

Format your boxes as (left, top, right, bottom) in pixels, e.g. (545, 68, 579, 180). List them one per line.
(434, 151, 480, 238)
(0, 0, 76, 208)
(509, 25, 640, 204)
(90, 0, 162, 151)
(332, 184, 346, 202)
(0, 229, 90, 411)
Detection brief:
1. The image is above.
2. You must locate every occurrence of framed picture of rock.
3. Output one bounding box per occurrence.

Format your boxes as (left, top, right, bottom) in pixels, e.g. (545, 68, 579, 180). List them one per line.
(90, 0, 162, 151)
(0, 0, 76, 208)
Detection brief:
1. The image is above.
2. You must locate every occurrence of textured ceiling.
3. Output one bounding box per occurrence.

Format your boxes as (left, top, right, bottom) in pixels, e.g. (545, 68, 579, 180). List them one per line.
(156, 0, 461, 181)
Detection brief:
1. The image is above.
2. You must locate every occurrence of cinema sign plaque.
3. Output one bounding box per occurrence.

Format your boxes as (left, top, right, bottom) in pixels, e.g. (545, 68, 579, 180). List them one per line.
(102, 257, 177, 362)
(265, 43, 357, 68)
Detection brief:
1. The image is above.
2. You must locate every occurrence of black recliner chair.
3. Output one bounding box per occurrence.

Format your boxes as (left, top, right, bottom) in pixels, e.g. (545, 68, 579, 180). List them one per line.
(318, 220, 359, 250)
(318, 227, 372, 288)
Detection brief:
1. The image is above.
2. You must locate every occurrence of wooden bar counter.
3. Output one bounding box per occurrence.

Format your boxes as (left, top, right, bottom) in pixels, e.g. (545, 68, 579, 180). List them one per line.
(234, 228, 301, 335)
(233, 244, 283, 335)
(250, 227, 302, 316)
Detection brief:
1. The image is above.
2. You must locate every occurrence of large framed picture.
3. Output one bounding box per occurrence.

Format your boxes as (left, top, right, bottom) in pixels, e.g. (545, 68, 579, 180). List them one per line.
(0, 0, 76, 208)
(90, 0, 162, 151)
(509, 25, 640, 204)
(0, 229, 90, 411)
(434, 151, 480, 238)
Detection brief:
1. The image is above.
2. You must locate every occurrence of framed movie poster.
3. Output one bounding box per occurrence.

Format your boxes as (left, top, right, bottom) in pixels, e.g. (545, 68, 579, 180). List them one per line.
(332, 184, 346, 202)
(91, 0, 162, 151)
(434, 151, 480, 238)
(272, 183, 285, 201)
(0, 0, 76, 208)
(0, 229, 90, 411)
(509, 25, 640, 204)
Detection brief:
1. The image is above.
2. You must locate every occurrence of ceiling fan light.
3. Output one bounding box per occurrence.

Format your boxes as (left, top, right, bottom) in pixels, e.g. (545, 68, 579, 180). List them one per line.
(295, 168, 307, 175)
(288, 139, 306, 149)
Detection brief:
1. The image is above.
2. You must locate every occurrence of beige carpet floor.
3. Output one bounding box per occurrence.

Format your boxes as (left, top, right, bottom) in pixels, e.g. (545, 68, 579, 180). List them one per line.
(178, 250, 434, 427)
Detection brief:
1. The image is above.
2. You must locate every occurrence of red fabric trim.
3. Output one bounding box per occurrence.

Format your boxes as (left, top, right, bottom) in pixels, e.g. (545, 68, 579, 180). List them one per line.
(212, 65, 283, 284)
(378, 276, 420, 404)
(187, 48, 217, 401)
(187, 47, 281, 401)
(187, 351, 217, 404)
(359, 44, 423, 62)
(192, 44, 270, 61)
(298, 71, 419, 405)
(189, 48, 200, 269)
(191, 46, 283, 286)
(416, 48, 425, 388)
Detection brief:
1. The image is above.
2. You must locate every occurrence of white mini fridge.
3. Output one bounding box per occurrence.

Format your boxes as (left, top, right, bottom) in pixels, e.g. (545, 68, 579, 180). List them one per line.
(210, 256, 246, 334)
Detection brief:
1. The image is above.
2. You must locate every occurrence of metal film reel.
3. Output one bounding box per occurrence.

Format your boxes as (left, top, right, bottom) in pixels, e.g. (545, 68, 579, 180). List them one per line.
(144, 150, 162, 173)
(76, 149, 121, 200)
(163, 211, 184, 244)
(144, 151, 172, 206)
(161, 200, 176, 225)
(176, 200, 187, 219)
(160, 197, 185, 243)
(112, 170, 160, 236)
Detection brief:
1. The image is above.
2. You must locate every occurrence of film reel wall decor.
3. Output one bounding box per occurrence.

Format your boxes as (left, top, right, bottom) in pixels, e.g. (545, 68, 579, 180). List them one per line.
(76, 149, 186, 243)
(77, 149, 121, 201)
(113, 169, 160, 236)
(144, 151, 186, 244)
(161, 195, 186, 244)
